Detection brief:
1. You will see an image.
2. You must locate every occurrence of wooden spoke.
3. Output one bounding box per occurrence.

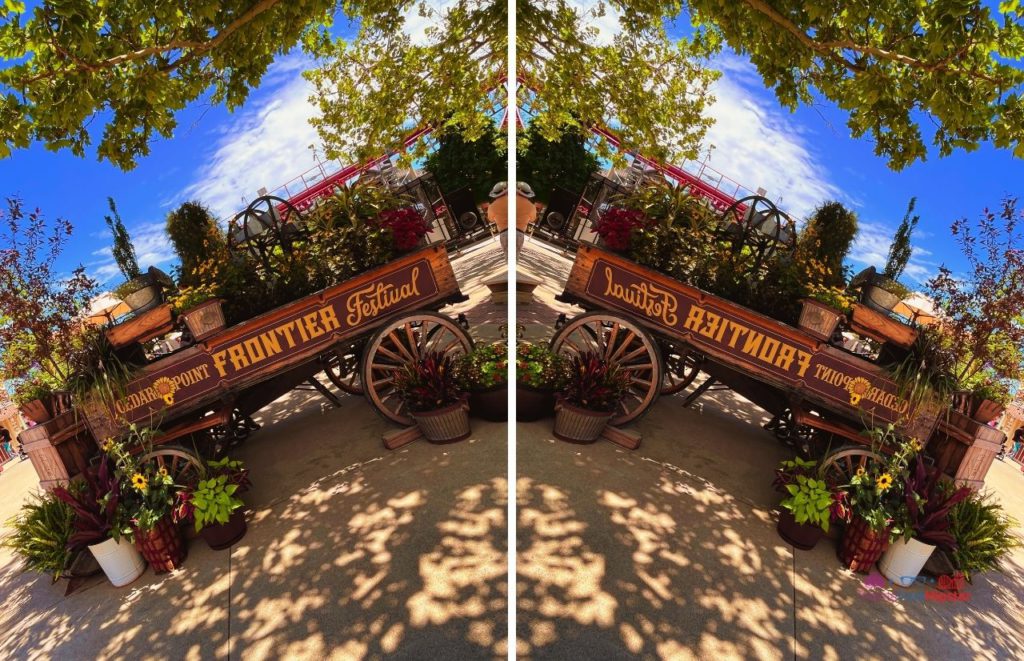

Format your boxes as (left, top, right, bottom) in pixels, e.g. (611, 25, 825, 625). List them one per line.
(820, 447, 883, 490)
(659, 340, 703, 395)
(362, 311, 473, 425)
(139, 446, 204, 488)
(550, 312, 662, 426)
(322, 341, 365, 395)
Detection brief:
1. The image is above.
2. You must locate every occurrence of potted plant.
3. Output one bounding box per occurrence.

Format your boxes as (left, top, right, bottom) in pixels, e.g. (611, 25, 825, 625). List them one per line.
(456, 342, 508, 422)
(553, 352, 630, 443)
(946, 490, 1022, 583)
(798, 284, 854, 341)
(174, 471, 248, 551)
(516, 342, 567, 421)
(12, 375, 59, 424)
(392, 351, 471, 442)
(172, 284, 226, 342)
(954, 374, 1013, 425)
(855, 198, 918, 312)
(106, 198, 164, 313)
(2, 489, 86, 582)
(879, 455, 972, 587)
(104, 428, 187, 573)
(773, 457, 850, 550)
(52, 453, 146, 587)
(837, 426, 918, 573)
(206, 456, 252, 494)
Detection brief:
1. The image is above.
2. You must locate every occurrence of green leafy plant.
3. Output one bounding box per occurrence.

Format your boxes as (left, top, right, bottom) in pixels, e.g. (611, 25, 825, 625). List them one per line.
(456, 342, 508, 391)
(842, 425, 921, 534)
(516, 342, 567, 391)
(392, 351, 465, 412)
(802, 201, 858, 287)
(98, 425, 178, 533)
(206, 456, 251, 492)
(176, 475, 243, 532)
(11, 373, 55, 407)
(966, 374, 1014, 406)
(2, 490, 78, 581)
(806, 283, 855, 314)
(517, 125, 599, 204)
(781, 475, 836, 533)
(165, 201, 223, 290)
(559, 352, 631, 413)
(104, 197, 141, 281)
(52, 452, 133, 548)
(949, 491, 1022, 583)
(883, 198, 919, 283)
(883, 326, 958, 415)
(772, 456, 819, 493)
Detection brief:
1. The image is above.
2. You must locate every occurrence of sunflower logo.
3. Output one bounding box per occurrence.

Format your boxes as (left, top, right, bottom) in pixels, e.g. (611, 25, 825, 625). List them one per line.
(153, 377, 178, 406)
(846, 377, 871, 406)
(876, 473, 893, 492)
(131, 472, 148, 492)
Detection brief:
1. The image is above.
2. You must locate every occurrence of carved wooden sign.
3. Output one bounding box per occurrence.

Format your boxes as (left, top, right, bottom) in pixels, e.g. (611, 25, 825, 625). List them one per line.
(116, 257, 440, 424)
(583, 257, 909, 423)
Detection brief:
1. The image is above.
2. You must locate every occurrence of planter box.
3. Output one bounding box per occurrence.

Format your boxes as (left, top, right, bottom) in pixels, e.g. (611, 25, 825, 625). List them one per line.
(105, 303, 174, 349)
(797, 299, 844, 341)
(180, 299, 226, 341)
(848, 303, 918, 349)
(410, 399, 471, 443)
(553, 400, 613, 443)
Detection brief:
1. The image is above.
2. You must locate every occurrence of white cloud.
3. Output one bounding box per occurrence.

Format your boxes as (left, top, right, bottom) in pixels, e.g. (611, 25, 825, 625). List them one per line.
(87, 221, 178, 284)
(698, 56, 842, 220)
(849, 221, 936, 284)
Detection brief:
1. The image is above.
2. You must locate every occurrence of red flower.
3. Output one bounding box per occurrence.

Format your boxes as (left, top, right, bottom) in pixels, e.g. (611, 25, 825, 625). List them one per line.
(594, 207, 649, 251)
(377, 207, 430, 252)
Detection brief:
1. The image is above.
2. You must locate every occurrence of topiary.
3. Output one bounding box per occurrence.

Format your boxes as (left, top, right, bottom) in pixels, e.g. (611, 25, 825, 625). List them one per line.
(801, 201, 858, 287)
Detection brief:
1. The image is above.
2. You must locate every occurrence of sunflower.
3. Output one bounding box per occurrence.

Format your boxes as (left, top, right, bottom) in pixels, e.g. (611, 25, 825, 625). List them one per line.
(100, 437, 114, 452)
(876, 473, 893, 492)
(855, 467, 866, 478)
(910, 438, 923, 453)
(131, 473, 148, 492)
(158, 466, 169, 478)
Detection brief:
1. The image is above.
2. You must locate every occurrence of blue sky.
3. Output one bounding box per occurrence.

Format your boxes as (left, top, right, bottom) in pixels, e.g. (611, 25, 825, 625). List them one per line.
(1, 6, 1022, 290)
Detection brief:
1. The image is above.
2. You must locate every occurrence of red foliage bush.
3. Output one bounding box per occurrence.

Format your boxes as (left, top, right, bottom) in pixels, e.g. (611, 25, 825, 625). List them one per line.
(377, 207, 430, 252)
(594, 207, 648, 251)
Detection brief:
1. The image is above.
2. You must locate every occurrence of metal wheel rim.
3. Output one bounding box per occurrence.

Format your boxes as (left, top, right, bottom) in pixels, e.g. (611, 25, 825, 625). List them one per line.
(660, 340, 702, 395)
(550, 312, 662, 425)
(361, 311, 474, 425)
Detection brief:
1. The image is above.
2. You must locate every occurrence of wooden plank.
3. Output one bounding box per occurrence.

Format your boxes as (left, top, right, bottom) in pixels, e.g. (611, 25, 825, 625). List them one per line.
(601, 425, 641, 450)
(383, 426, 422, 450)
(848, 304, 919, 349)
(105, 304, 174, 348)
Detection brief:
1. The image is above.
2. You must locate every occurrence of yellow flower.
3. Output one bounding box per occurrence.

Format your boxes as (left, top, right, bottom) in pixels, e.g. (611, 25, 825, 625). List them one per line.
(100, 437, 114, 452)
(910, 438, 923, 453)
(876, 473, 893, 492)
(131, 473, 148, 492)
(855, 467, 866, 478)
(158, 467, 169, 478)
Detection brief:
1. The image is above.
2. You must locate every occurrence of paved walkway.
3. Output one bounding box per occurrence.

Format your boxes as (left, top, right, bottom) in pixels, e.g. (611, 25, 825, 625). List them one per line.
(516, 237, 1024, 660)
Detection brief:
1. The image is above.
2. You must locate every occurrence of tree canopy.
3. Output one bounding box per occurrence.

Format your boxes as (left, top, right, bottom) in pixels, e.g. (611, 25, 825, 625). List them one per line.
(422, 122, 506, 203)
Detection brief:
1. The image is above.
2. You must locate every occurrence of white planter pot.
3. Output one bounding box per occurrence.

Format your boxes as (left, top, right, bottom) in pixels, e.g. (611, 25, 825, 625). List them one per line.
(89, 537, 146, 587)
(878, 537, 936, 587)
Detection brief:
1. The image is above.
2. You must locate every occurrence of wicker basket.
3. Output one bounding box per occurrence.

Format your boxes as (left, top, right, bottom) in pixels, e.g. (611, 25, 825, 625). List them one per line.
(134, 516, 187, 573)
(411, 399, 471, 443)
(181, 299, 226, 341)
(798, 299, 844, 341)
(838, 515, 890, 573)
(553, 400, 613, 443)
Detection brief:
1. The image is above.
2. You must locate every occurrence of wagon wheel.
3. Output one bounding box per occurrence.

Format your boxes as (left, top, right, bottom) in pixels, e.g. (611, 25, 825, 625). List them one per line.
(139, 446, 204, 488)
(322, 340, 365, 395)
(361, 311, 474, 425)
(820, 446, 884, 490)
(659, 340, 703, 395)
(550, 311, 662, 426)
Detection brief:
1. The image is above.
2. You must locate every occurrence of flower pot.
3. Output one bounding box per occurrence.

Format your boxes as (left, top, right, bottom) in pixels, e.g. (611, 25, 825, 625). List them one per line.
(88, 537, 146, 587)
(180, 299, 226, 341)
(517, 386, 555, 421)
(121, 275, 164, 314)
(553, 400, 613, 443)
(410, 399, 472, 443)
(838, 515, 890, 573)
(200, 509, 248, 550)
(879, 537, 937, 587)
(776, 509, 825, 551)
(469, 386, 508, 422)
(133, 516, 187, 573)
(798, 299, 843, 341)
(19, 398, 53, 425)
(861, 281, 901, 314)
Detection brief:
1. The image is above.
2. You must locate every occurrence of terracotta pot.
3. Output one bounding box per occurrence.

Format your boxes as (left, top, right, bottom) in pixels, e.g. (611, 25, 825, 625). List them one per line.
(181, 299, 226, 341)
(953, 391, 1006, 425)
(410, 399, 471, 443)
(469, 386, 508, 422)
(553, 400, 613, 443)
(776, 509, 824, 551)
(133, 516, 187, 573)
(517, 386, 555, 421)
(200, 509, 248, 550)
(19, 398, 53, 425)
(838, 515, 891, 573)
(798, 299, 844, 341)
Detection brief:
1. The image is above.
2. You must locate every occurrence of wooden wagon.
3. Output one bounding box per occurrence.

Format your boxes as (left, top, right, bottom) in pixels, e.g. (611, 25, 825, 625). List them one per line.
(22, 243, 473, 489)
(553, 243, 1003, 489)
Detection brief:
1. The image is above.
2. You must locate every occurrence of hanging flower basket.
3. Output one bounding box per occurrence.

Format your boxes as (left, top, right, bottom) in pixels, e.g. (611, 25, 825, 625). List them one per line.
(180, 299, 226, 341)
(798, 299, 844, 341)
(410, 399, 471, 443)
(133, 516, 187, 573)
(838, 515, 890, 573)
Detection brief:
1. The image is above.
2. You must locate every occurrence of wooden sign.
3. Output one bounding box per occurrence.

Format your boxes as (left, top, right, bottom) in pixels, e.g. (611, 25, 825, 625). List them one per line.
(570, 247, 910, 424)
(115, 247, 453, 424)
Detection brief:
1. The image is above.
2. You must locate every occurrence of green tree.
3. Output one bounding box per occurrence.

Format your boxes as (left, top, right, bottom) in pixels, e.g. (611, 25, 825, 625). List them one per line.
(165, 201, 225, 288)
(516, 126, 600, 203)
(104, 198, 140, 281)
(685, 0, 1024, 169)
(422, 124, 506, 204)
(0, 0, 335, 169)
(884, 197, 919, 281)
(801, 200, 858, 287)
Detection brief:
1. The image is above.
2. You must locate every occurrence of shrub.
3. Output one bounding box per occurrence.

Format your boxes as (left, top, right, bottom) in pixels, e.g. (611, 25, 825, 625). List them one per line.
(516, 343, 567, 390)
(392, 351, 465, 412)
(558, 352, 631, 413)
(456, 342, 508, 391)
(2, 490, 77, 581)
(949, 491, 1022, 583)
